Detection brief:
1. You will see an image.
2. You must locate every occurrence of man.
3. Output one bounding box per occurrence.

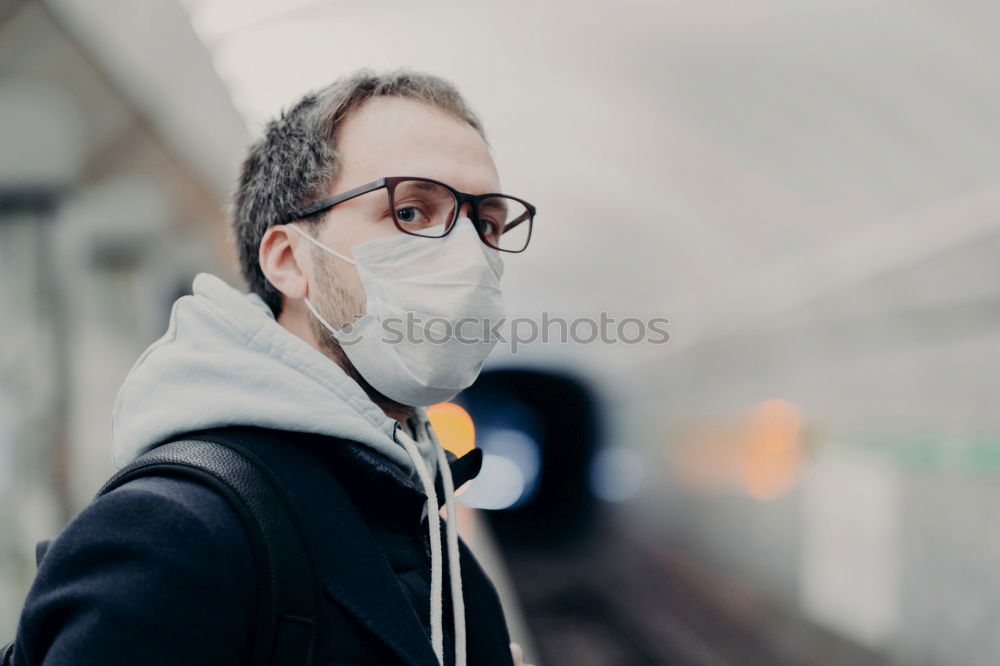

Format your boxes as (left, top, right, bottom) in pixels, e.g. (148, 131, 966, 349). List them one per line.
(10, 69, 536, 665)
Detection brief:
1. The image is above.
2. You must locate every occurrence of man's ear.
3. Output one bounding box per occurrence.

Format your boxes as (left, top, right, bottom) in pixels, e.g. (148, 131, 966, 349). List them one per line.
(259, 225, 309, 300)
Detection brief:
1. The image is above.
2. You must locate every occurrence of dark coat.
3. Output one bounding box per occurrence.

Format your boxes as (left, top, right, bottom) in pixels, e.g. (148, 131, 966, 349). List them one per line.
(10, 425, 515, 666)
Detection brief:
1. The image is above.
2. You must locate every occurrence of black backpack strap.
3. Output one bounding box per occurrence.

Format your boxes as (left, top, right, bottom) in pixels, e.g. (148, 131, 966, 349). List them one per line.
(96, 436, 321, 666)
(1, 540, 52, 664)
(34, 540, 51, 569)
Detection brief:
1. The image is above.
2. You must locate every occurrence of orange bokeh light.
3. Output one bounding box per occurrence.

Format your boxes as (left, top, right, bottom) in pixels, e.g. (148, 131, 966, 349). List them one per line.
(669, 399, 803, 500)
(741, 399, 802, 500)
(426, 403, 476, 456)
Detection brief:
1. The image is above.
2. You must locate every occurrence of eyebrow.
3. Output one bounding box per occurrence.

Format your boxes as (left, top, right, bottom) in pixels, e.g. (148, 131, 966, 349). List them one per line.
(479, 198, 509, 215)
(404, 181, 459, 201)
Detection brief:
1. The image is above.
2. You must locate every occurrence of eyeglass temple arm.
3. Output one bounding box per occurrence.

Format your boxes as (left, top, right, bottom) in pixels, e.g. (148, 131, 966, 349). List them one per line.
(284, 178, 388, 223)
(502, 209, 531, 232)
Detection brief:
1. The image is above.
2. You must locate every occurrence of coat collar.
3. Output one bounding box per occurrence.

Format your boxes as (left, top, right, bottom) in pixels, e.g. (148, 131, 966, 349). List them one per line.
(329, 438, 484, 529)
(301, 437, 484, 666)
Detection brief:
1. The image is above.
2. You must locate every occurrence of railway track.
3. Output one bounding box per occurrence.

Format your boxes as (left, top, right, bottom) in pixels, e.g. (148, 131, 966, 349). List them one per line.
(497, 508, 896, 666)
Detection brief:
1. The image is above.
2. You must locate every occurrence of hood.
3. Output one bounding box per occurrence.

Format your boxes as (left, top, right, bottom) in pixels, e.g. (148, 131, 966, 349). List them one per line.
(110, 272, 439, 485)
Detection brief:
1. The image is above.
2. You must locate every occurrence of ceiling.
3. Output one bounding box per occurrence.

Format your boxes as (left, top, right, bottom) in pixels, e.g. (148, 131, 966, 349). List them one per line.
(41, 0, 1000, 426)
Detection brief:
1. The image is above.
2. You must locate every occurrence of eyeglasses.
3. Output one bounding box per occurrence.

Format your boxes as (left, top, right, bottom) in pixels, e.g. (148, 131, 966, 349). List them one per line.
(284, 176, 536, 253)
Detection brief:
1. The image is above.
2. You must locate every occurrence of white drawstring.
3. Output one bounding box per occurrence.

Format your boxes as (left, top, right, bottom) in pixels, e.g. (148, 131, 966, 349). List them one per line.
(395, 420, 466, 666)
(428, 421, 466, 666)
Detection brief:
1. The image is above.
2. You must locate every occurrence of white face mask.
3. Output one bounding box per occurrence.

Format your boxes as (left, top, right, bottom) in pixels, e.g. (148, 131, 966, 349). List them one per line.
(289, 218, 506, 406)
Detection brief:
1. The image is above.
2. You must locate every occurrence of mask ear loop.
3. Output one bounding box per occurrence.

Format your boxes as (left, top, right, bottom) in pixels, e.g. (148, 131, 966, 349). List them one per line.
(287, 222, 356, 265)
(302, 297, 343, 338)
(286, 223, 358, 337)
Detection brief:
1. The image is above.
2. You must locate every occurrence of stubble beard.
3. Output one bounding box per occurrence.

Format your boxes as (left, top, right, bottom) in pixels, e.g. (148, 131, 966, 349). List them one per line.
(310, 246, 415, 422)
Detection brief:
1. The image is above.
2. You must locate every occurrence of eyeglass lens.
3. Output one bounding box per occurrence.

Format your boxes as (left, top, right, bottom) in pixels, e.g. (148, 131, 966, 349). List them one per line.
(390, 179, 531, 252)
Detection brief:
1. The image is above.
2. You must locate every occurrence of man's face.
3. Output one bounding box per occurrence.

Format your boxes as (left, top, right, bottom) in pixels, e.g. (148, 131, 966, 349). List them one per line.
(303, 96, 502, 336)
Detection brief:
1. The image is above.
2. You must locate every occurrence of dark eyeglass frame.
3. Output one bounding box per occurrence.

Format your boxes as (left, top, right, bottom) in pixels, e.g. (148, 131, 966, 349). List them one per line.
(283, 176, 536, 253)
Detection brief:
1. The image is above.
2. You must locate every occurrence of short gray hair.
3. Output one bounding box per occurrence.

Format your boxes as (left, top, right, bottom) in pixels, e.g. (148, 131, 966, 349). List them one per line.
(232, 68, 487, 317)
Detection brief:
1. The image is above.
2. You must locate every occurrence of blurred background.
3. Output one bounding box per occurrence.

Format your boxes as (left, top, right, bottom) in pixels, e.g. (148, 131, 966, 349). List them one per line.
(2, 0, 1000, 664)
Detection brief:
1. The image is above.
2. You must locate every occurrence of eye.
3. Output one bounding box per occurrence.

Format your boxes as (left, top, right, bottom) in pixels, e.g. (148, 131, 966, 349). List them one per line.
(480, 216, 503, 240)
(395, 206, 430, 226)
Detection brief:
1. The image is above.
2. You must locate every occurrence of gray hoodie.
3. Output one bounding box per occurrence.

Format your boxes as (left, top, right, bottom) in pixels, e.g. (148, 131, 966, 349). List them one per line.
(111, 271, 439, 484)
